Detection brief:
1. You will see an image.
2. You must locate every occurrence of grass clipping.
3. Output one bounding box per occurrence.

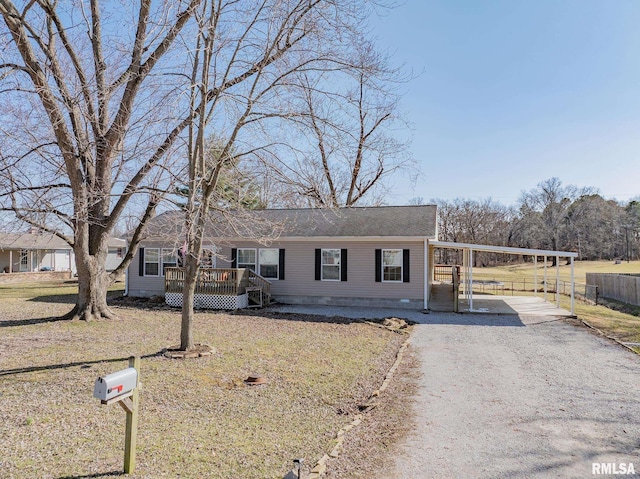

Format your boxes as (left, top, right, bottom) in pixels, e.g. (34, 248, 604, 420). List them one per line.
(0, 287, 406, 479)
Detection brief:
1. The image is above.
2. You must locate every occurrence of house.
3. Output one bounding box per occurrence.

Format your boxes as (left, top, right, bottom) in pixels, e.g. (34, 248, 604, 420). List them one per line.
(0, 232, 127, 277)
(0, 232, 74, 274)
(126, 206, 438, 310)
(105, 238, 127, 272)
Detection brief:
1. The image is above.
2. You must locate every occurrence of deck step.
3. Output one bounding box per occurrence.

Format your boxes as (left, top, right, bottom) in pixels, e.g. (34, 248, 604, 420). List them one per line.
(430, 283, 456, 312)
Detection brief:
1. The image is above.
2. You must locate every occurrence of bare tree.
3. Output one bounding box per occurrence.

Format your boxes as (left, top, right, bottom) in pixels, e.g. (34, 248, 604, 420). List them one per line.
(263, 43, 415, 207)
(0, 0, 208, 320)
(433, 197, 513, 265)
(515, 178, 594, 265)
(174, 0, 397, 350)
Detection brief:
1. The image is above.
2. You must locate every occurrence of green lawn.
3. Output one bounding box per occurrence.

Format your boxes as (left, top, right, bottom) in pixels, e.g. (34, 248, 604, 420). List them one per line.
(471, 259, 640, 284)
(0, 283, 405, 478)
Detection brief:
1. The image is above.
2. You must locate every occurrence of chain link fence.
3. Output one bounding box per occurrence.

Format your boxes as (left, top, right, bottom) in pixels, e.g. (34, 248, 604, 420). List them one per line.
(466, 279, 598, 303)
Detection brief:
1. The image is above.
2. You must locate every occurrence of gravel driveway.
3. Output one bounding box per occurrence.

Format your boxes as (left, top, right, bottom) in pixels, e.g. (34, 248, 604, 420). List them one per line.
(392, 313, 640, 479)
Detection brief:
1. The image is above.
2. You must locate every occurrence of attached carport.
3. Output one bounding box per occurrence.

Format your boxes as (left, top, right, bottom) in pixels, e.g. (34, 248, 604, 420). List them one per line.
(430, 241, 579, 315)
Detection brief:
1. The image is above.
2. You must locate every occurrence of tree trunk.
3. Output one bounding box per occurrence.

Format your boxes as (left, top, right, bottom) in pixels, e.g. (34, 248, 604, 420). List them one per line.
(63, 244, 115, 321)
(180, 253, 198, 351)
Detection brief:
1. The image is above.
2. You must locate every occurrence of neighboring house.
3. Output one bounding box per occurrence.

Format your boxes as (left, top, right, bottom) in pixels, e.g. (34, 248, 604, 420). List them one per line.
(0, 232, 127, 276)
(0, 232, 74, 274)
(126, 206, 438, 309)
(106, 238, 127, 273)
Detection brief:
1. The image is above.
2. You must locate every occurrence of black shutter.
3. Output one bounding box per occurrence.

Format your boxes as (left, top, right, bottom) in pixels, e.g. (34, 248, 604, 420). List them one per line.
(341, 249, 348, 282)
(315, 249, 321, 280)
(403, 249, 410, 283)
(279, 249, 285, 280)
(375, 249, 382, 282)
(231, 248, 237, 268)
(139, 248, 145, 276)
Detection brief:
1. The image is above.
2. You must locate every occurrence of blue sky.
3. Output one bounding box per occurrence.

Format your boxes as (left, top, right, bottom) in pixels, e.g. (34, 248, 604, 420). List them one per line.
(371, 0, 640, 206)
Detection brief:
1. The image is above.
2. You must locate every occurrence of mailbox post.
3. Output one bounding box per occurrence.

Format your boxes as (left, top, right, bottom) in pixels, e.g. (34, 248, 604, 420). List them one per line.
(93, 356, 140, 474)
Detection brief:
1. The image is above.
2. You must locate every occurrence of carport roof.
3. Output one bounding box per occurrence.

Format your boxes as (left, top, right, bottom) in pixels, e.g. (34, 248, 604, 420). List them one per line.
(431, 241, 578, 258)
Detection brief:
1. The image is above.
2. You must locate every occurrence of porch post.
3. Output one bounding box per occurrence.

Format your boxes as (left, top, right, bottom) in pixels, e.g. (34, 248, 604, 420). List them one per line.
(9, 250, 12, 273)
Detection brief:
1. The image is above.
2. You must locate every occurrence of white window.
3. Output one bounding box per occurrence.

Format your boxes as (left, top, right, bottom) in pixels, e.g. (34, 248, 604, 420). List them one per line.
(162, 248, 177, 275)
(321, 249, 341, 281)
(116, 248, 123, 258)
(237, 248, 256, 271)
(200, 246, 216, 268)
(259, 248, 279, 279)
(382, 249, 403, 282)
(144, 248, 159, 276)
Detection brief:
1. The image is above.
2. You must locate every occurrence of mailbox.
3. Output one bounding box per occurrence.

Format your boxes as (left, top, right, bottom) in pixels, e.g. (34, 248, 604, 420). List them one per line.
(93, 367, 138, 402)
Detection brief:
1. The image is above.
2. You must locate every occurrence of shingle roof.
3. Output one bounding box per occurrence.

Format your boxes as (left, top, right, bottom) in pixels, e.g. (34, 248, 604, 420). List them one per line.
(0, 233, 126, 250)
(0, 233, 71, 250)
(142, 205, 437, 241)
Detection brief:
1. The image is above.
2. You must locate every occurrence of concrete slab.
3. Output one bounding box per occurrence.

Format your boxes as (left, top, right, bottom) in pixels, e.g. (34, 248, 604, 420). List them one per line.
(460, 295, 573, 317)
(269, 295, 573, 320)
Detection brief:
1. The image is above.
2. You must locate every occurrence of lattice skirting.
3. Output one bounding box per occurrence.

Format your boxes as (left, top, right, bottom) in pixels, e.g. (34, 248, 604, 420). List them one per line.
(165, 292, 248, 310)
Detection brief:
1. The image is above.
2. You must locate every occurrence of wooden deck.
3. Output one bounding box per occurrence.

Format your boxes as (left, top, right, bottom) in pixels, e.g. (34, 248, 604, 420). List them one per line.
(165, 267, 271, 306)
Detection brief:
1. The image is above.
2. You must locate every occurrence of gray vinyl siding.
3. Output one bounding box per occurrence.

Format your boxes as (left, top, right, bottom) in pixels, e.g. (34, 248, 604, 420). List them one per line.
(105, 248, 123, 272)
(127, 242, 168, 297)
(217, 240, 425, 302)
(128, 239, 426, 303)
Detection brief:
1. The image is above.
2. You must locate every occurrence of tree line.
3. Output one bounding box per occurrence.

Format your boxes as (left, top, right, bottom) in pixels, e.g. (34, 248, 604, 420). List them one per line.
(427, 178, 640, 266)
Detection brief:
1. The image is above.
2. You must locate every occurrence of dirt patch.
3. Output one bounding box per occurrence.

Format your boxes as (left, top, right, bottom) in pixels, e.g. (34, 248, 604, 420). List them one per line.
(324, 348, 421, 478)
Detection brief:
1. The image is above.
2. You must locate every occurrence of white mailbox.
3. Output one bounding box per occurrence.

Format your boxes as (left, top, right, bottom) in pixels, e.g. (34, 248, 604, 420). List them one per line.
(93, 367, 138, 402)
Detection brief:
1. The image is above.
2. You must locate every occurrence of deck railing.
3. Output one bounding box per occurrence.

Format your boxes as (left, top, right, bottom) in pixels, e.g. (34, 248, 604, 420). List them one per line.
(246, 270, 272, 305)
(434, 264, 460, 283)
(165, 267, 246, 296)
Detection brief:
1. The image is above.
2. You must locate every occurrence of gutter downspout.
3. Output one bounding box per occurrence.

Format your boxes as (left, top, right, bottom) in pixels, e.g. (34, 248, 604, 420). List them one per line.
(423, 238, 429, 310)
(124, 242, 129, 296)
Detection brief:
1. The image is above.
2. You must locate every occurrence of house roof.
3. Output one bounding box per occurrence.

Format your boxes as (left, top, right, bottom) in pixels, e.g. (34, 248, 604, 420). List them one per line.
(141, 205, 438, 242)
(108, 238, 127, 248)
(0, 233, 71, 250)
(0, 233, 126, 250)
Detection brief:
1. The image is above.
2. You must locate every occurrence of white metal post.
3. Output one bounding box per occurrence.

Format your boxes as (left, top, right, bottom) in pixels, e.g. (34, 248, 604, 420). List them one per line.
(534, 255, 538, 296)
(543, 255, 548, 301)
(570, 257, 575, 315)
(556, 256, 560, 307)
(469, 249, 474, 312)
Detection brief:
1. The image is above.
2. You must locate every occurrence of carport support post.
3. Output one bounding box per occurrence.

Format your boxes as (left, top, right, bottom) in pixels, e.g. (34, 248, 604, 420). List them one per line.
(543, 255, 548, 301)
(469, 249, 474, 311)
(534, 256, 538, 297)
(124, 356, 140, 474)
(570, 257, 575, 315)
(555, 257, 560, 308)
